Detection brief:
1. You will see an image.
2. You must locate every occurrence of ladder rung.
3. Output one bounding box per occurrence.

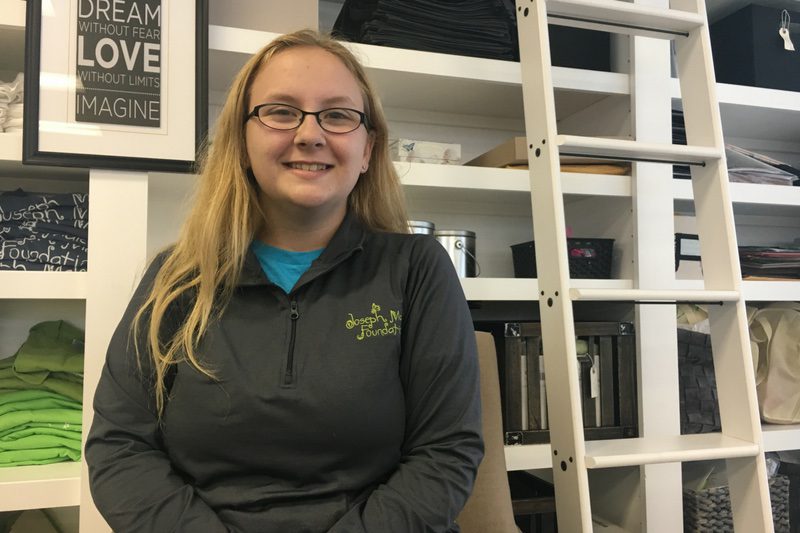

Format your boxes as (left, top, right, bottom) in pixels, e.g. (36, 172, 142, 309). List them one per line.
(584, 434, 760, 469)
(557, 135, 722, 165)
(569, 288, 740, 303)
(546, 0, 705, 38)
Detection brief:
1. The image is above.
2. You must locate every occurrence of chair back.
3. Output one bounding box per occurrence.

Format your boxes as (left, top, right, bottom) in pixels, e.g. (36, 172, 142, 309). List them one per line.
(456, 331, 519, 533)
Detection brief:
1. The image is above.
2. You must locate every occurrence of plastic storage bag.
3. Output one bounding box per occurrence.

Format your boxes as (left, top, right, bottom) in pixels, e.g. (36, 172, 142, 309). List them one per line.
(748, 302, 800, 424)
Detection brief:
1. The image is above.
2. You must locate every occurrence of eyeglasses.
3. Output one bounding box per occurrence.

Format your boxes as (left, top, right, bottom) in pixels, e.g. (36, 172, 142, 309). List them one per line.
(246, 103, 370, 134)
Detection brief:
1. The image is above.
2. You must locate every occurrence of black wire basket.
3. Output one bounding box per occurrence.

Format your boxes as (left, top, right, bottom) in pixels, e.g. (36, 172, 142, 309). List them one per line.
(511, 238, 614, 279)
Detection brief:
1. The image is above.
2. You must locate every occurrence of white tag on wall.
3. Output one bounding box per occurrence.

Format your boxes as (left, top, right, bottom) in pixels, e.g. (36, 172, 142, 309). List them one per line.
(781, 10, 796, 51)
(780, 28, 796, 51)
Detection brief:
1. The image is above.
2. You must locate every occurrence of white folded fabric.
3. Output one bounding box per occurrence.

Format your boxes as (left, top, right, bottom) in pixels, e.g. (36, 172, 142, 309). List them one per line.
(8, 103, 23, 119)
(4, 117, 23, 128)
(0, 73, 24, 104)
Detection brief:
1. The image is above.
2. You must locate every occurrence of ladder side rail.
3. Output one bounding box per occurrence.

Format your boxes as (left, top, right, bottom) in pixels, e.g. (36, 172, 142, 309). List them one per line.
(708, 301, 775, 532)
(672, 1, 774, 530)
(671, 0, 739, 290)
(516, 0, 592, 530)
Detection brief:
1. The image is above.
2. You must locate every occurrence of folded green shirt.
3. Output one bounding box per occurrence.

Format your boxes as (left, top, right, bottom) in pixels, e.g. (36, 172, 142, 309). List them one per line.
(0, 408, 82, 434)
(0, 433, 80, 452)
(12, 320, 84, 376)
(0, 324, 84, 402)
(0, 425, 81, 442)
(0, 446, 80, 466)
(0, 389, 81, 415)
(0, 373, 82, 402)
(0, 388, 84, 468)
(0, 422, 83, 439)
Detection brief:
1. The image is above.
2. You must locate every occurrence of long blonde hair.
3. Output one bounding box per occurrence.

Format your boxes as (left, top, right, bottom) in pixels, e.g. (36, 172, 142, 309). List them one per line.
(133, 30, 409, 415)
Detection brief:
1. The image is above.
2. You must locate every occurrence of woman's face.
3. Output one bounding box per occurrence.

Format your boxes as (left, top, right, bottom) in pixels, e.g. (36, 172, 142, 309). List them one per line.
(244, 46, 373, 225)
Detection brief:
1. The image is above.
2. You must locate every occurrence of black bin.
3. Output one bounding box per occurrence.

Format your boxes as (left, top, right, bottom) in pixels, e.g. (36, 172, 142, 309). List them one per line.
(710, 4, 800, 92)
(511, 238, 614, 279)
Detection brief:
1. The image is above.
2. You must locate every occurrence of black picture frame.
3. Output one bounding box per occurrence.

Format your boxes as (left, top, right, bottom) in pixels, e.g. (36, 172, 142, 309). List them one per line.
(22, 0, 208, 173)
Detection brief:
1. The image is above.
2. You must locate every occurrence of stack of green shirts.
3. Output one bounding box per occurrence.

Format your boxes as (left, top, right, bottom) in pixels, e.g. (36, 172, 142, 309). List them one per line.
(0, 321, 83, 467)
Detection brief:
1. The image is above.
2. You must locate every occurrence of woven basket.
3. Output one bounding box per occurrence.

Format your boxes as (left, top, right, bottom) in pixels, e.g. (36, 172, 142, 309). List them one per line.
(683, 474, 790, 532)
(677, 329, 721, 434)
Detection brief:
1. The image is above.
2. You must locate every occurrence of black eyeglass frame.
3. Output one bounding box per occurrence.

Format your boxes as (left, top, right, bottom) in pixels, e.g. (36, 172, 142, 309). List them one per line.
(245, 103, 371, 133)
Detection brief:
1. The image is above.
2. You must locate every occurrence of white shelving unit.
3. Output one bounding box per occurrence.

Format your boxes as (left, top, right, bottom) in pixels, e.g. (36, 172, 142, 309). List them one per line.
(0, 271, 87, 299)
(763, 424, 800, 453)
(0, 462, 81, 511)
(0, 132, 21, 161)
(506, 443, 552, 470)
(0, 0, 797, 529)
(0, 0, 86, 521)
(0, 0, 24, 27)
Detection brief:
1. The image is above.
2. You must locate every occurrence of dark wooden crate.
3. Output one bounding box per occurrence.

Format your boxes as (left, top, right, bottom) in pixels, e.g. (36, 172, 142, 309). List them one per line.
(502, 321, 638, 445)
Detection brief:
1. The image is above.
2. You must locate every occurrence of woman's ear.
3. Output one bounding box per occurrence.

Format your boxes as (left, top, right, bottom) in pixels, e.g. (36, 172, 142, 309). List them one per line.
(361, 132, 375, 173)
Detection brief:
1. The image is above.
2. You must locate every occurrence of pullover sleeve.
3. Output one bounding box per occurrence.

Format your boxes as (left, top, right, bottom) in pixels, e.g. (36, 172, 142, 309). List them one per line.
(328, 238, 484, 533)
(85, 255, 229, 533)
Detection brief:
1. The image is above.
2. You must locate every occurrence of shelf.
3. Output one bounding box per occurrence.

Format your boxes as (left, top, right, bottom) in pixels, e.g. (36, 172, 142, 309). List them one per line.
(462, 278, 633, 301)
(671, 80, 800, 148)
(762, 423, 800, 453)
(400, 161, 632, 195)
(0, 1, 26, 28)
(743, 281, 800, 302)
(0, 271, 88, 299)
(211, 25, 799, 145)
(400, 161, 632, 215)
(592, 517, 629, 532)
(673, 180, 800, 217)
(716, 86, 800, 149)
(584, 433, 759, 469)
(0, 133, 21, 161)
(208, 25, 629, 119)
(0, 134, 89, 182)
(0, 2, 24, 78)
(0, 461, 81, 511)
(505, 443, 552, 471)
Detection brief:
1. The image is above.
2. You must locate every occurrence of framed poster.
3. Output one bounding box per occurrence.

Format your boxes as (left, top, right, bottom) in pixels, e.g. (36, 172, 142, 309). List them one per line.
(23, 0, 208, 172)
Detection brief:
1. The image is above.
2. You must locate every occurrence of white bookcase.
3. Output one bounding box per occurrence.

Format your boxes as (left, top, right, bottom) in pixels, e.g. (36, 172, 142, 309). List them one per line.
(0, 0, 85, 521)
(0, 0, 798, 530)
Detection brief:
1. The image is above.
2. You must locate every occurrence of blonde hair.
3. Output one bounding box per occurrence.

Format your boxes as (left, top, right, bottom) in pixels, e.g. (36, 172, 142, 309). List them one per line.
(133, 30, 409, 415)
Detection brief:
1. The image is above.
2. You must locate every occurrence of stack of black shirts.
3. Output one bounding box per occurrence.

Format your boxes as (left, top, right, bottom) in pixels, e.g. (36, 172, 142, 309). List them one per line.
(0, 189, 88, 271)
(333, 0, 518, 61)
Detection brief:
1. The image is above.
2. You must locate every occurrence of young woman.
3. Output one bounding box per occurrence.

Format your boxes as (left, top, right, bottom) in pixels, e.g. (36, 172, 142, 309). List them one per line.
(86, 30, 483, 533)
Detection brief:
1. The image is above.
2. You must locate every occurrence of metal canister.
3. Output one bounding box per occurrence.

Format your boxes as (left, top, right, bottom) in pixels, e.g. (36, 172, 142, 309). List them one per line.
(408, 220, 435, 235)
(434, 229, 479, 278)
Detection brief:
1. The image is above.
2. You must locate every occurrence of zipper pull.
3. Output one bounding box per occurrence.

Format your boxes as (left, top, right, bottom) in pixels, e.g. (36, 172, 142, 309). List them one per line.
(290, 300, 299, 320)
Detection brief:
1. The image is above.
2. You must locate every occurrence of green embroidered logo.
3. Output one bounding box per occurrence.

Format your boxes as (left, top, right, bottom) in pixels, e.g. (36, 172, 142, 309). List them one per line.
(345, 303, 402, 341)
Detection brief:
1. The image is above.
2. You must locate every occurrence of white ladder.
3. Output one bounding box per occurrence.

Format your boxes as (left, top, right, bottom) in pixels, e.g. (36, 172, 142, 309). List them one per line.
(515, 0, 774, 530)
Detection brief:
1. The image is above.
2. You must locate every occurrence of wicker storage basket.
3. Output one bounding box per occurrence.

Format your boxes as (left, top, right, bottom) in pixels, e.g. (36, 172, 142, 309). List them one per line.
(683, 474, 790, 532)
